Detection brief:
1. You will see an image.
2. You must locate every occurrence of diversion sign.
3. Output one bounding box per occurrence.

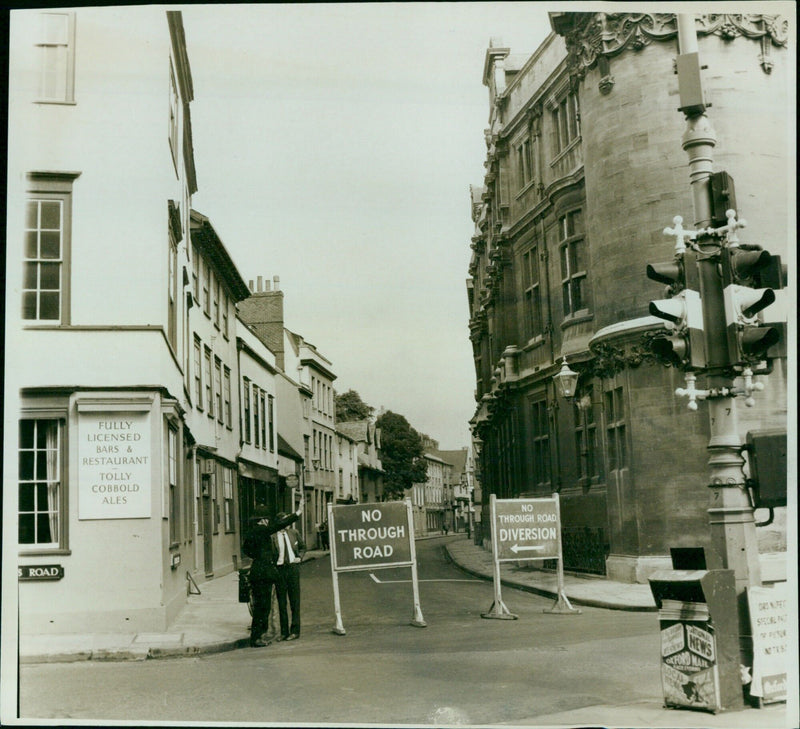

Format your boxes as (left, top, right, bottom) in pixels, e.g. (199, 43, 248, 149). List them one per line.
(482, 494, 579, 618)
(493, 497, 560, 561)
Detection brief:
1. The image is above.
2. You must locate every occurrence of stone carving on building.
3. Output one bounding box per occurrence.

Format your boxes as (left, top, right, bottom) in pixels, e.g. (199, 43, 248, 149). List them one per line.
(560, 12, 788, 81)
(587, 337, 660, 379)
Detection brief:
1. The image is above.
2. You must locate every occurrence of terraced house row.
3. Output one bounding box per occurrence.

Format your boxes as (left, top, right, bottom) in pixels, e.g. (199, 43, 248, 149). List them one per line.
(6, 7, 387, 636)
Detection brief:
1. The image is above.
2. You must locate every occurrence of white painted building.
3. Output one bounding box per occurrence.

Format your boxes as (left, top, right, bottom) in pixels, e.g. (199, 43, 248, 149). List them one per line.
(187, 211, 252, 579)
(7, 8, 200, 632)
(236, 315, 281, 521)
(335, 429, 360, 504)
(285, 332, 337, 548)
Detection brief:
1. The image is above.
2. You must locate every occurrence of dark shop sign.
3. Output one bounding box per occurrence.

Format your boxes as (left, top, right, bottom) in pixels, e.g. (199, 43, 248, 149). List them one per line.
(18, 564, 64, 581)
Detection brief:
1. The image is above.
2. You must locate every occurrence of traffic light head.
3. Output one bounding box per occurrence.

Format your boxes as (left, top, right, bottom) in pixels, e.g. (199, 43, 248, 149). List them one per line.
(648, 297, 684, 326)
(739, 326, 780, 360)
(721, 247, 782, 368)
(726, 248, 772, 285)
(650, 332, 688, 367)
(647, 289, 706, 369)
(646, 261, 683, 296)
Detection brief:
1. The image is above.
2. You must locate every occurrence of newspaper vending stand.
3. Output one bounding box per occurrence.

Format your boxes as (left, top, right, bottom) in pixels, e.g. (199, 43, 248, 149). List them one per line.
(649, 555, 742, 713)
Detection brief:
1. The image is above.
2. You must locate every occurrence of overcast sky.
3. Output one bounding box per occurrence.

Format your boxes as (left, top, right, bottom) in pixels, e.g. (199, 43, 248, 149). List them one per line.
(182, 3, 553, 449)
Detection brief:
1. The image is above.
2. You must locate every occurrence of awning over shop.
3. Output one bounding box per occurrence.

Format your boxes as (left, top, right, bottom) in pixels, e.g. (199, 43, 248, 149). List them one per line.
(238, 459, 278, 483)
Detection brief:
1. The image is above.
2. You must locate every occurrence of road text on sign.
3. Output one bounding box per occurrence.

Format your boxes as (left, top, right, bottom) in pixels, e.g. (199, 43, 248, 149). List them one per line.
(494, 498, 560, 561)
(19, 564, 64, 581)
(331, 501, 413, 571)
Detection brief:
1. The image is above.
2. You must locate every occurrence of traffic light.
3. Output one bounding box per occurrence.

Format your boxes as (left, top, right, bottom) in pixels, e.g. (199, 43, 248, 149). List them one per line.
(721, 247, 782, 367)
(646, 249, 706, 370)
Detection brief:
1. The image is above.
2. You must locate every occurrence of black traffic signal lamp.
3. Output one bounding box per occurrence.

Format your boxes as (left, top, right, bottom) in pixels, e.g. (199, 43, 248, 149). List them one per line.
(646, 249, 706, 370)
(721, 246, 783, 367)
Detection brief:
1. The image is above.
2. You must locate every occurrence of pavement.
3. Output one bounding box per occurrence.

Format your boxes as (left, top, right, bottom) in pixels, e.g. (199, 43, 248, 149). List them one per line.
(18, 534, 787, 666)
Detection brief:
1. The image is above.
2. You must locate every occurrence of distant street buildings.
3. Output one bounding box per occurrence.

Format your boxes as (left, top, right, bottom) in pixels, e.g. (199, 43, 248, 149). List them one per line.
(467, 12, 789, 582)
(8, 7, 473, 636)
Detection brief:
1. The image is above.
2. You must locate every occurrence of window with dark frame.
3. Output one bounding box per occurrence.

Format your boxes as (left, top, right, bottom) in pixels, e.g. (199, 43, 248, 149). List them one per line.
(243, 378, 251, 443)
(204, 346, 213, 417)
(202, 260, 210, 317)
(18, 418, 63, 548)
(223, 467, 235, 533)
(167, 229, 178, 349)
(559, 209, 590, 318)
(223, 366, 232, 428)
(517, 137, 533, 188)
(260, 390, 267, 450)
(214, 357, 223, 423)
(193, 336, 202, 408)
(522, 246, 543, 340)
(531, 399, 551, 490)
(574, 385, 602, 484)
(213, 275, 220, 329)
(191, 244, 199, 302)
(253, 385, 261, 448)
(24, 173, 76, 323)
(268, 395, 275, 452)
(168, 64, 179, 162)
(168, 425, 179, 545)
(605, 386, 627, 472)
(552, 89, 580, 155)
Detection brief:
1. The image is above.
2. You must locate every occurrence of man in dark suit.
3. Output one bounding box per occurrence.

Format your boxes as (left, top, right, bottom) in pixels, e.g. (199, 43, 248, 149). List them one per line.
(242, 502, 302, 647)
(274, 511, 305, 641)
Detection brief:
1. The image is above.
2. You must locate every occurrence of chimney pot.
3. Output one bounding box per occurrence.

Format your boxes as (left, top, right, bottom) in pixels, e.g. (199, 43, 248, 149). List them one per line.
(257, 275, 263, 293)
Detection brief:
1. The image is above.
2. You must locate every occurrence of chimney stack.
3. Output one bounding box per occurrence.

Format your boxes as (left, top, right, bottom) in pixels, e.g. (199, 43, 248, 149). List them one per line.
(237, 274, 286, 370)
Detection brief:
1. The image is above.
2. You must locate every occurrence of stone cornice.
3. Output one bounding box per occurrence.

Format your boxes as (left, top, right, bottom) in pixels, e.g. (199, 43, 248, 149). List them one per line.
(556, 13, 787, 77)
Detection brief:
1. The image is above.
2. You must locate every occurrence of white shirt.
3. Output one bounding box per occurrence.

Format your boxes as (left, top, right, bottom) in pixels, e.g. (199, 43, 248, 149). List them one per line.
(277, 529, 298, 565)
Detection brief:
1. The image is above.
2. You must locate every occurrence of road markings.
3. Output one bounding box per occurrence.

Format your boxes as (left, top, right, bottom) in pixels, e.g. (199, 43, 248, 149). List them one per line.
(369, 573, 478, 584)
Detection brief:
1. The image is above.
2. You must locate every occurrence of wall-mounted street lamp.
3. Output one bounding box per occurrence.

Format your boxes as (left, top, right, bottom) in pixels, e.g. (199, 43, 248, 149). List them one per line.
(553, 356, 580, 400)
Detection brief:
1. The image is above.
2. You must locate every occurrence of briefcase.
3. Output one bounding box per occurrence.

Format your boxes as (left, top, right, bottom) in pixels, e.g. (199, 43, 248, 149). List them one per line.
(238, 569, 251, 603)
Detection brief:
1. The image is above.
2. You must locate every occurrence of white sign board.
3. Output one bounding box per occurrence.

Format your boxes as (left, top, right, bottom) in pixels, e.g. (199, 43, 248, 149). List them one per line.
(748, 583, 788, 703)
(78, 412, 151, 519)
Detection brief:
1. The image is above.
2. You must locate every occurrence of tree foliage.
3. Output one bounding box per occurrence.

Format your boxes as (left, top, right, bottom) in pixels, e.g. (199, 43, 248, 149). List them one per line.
(335, 389, 374, 422)
(376, 410, 427, 500)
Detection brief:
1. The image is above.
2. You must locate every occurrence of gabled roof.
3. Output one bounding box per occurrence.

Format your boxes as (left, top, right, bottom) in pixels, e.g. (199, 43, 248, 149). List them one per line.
(277, 433, 303, 462)
(433, 449, 469, 475)
(337, 421, 370, 443)
(189, 210, 250, 301)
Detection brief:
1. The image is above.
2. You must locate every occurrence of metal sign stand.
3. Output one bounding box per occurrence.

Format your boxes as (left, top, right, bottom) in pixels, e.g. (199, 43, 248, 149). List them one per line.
(482, 493, 580, 618)
(481, 494, 518, 620)
(406, 499, 427, 628)
(543, 493, 580, 615)
(328, 499, 426, 635)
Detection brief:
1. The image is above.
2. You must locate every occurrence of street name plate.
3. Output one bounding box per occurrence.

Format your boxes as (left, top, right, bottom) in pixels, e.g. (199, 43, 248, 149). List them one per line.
(493, 497, 559, 562)
(331, 501, 413, 571)
(18, 564, 64, 581)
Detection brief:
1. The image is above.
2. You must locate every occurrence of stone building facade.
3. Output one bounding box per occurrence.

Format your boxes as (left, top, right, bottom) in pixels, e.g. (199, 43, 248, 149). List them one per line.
(468, 13, 790, 582)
